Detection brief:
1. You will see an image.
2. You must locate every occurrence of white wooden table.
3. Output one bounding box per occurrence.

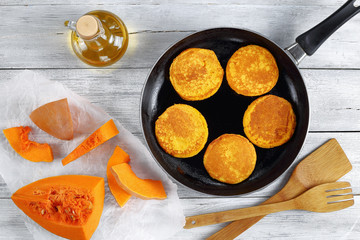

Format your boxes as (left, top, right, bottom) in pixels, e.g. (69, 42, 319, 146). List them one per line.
(1, 1, 360, 239)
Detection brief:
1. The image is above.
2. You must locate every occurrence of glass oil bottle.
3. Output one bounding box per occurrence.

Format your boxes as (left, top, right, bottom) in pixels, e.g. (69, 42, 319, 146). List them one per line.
(65, 10, 128, 67)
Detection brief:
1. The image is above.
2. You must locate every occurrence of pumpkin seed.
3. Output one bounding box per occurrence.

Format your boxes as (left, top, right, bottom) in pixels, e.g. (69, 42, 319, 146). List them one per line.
(88, 201, 93, 210)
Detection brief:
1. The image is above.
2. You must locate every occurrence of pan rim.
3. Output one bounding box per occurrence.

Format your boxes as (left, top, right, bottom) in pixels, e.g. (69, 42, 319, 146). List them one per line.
(140, 27, 310, 196)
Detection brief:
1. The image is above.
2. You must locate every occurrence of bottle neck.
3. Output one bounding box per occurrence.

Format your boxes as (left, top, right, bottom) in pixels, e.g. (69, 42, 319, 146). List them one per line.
(77, 16, 103, 40)
(77, 16, 112, 51)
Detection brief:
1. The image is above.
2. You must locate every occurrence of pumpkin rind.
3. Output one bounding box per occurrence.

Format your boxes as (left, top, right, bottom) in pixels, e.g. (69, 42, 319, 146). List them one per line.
(11, 175, 105, 240)
(30, 98, 74, 140)
(106, 146, 131, 207)
(3, 126, 53, 162)
(111, 163, 167, 200)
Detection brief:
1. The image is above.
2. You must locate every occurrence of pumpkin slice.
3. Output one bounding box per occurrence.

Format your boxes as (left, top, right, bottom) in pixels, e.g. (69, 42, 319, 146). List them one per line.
(30, 98, 74, 140)
(107, 146, 132, 207)
(11, 175, 105, 240)
(62, 119, 119, 166)
(110, 163, 167, 200)
(3, 126, 53, 162)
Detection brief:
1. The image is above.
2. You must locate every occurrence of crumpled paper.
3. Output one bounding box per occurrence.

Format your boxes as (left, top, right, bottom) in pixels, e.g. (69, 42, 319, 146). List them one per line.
(0, 70, 185, 240)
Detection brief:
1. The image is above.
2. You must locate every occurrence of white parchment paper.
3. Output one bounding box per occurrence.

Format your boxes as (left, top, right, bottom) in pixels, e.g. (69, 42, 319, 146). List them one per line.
(0, 70, 185, 240)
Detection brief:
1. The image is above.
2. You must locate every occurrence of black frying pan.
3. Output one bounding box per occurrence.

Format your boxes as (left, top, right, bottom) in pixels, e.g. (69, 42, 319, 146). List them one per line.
(140, 0, 360, 195)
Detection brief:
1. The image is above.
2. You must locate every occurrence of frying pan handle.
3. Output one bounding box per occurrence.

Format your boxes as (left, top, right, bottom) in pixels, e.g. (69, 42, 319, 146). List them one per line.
(296, 0, 360, 56)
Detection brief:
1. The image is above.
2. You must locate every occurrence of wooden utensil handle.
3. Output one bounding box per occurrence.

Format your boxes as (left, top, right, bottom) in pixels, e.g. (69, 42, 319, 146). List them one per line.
(205, 193, 286, 239)
(184, 199, 295, 229)
(206, 183, 307, 239)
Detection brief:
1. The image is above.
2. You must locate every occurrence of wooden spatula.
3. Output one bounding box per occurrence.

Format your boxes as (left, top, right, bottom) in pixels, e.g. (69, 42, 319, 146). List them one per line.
(185, 181, 354, 229)
(207, 138, 352, 240)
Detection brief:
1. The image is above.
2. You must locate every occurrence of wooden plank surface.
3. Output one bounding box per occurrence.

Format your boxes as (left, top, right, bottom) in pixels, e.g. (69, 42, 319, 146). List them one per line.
(1, 132, 359, 199)
(0, 69, 358, 132)
(0, 1, 359, 239)
(0, 1, 350, 6)
(0, 4, 360, 69)
(1, 195, 360, 240)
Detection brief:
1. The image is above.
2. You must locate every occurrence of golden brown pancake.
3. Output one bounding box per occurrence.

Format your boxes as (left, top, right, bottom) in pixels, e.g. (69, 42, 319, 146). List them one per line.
(226, 45, 279, 96)
(155, 104, 208, 158)
(243, 95, 296, 148)
(169, 48, 224, 101)
(203, 134, 256, 184)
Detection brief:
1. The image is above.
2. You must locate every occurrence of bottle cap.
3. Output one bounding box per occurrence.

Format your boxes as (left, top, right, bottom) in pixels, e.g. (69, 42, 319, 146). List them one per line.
(76, 15, 99, 40)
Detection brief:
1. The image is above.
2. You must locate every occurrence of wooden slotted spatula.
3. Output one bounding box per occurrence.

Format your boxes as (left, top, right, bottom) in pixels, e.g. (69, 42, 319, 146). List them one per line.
(185, 181, 354, 229)
(207, 138, 352, 240)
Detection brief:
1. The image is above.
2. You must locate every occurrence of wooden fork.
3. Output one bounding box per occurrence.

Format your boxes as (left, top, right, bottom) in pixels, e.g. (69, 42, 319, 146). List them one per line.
(184, 182, 354, 229)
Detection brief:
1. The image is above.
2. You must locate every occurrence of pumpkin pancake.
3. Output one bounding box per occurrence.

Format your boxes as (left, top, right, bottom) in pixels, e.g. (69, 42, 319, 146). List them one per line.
(204, 134, 256, 184)
(169, 48, 224, 101)
(155, 104, 208, 158)
(243, 95, 296, 148)
(226, 45, 279, 96)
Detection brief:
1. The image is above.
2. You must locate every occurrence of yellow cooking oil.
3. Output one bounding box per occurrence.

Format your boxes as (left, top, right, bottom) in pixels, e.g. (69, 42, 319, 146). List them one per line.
(65, 10, 128, 67)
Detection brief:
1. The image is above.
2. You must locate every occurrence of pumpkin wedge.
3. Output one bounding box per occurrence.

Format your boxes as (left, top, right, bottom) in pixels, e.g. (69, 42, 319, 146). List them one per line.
(62, 119, 119, 166)
(3, 126, 53, 162)
(107, 146, 132, 207)
(11, 175, 105, 240)
(30, 98, 74, 140)
(111, 163, 167, 200)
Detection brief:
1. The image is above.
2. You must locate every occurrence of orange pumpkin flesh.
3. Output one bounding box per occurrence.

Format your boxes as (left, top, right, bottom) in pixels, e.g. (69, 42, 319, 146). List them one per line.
(11, 175, 105, 240)
(3, 126, 53, 162)
(62, 119, 119, 166)
(30, 98, 74, 140)
(107, 146, 131, 207)
(111, 163, 167, 200)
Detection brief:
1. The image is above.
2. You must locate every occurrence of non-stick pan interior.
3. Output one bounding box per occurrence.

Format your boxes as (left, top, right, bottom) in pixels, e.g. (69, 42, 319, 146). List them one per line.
(141, 28, 309, 195)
